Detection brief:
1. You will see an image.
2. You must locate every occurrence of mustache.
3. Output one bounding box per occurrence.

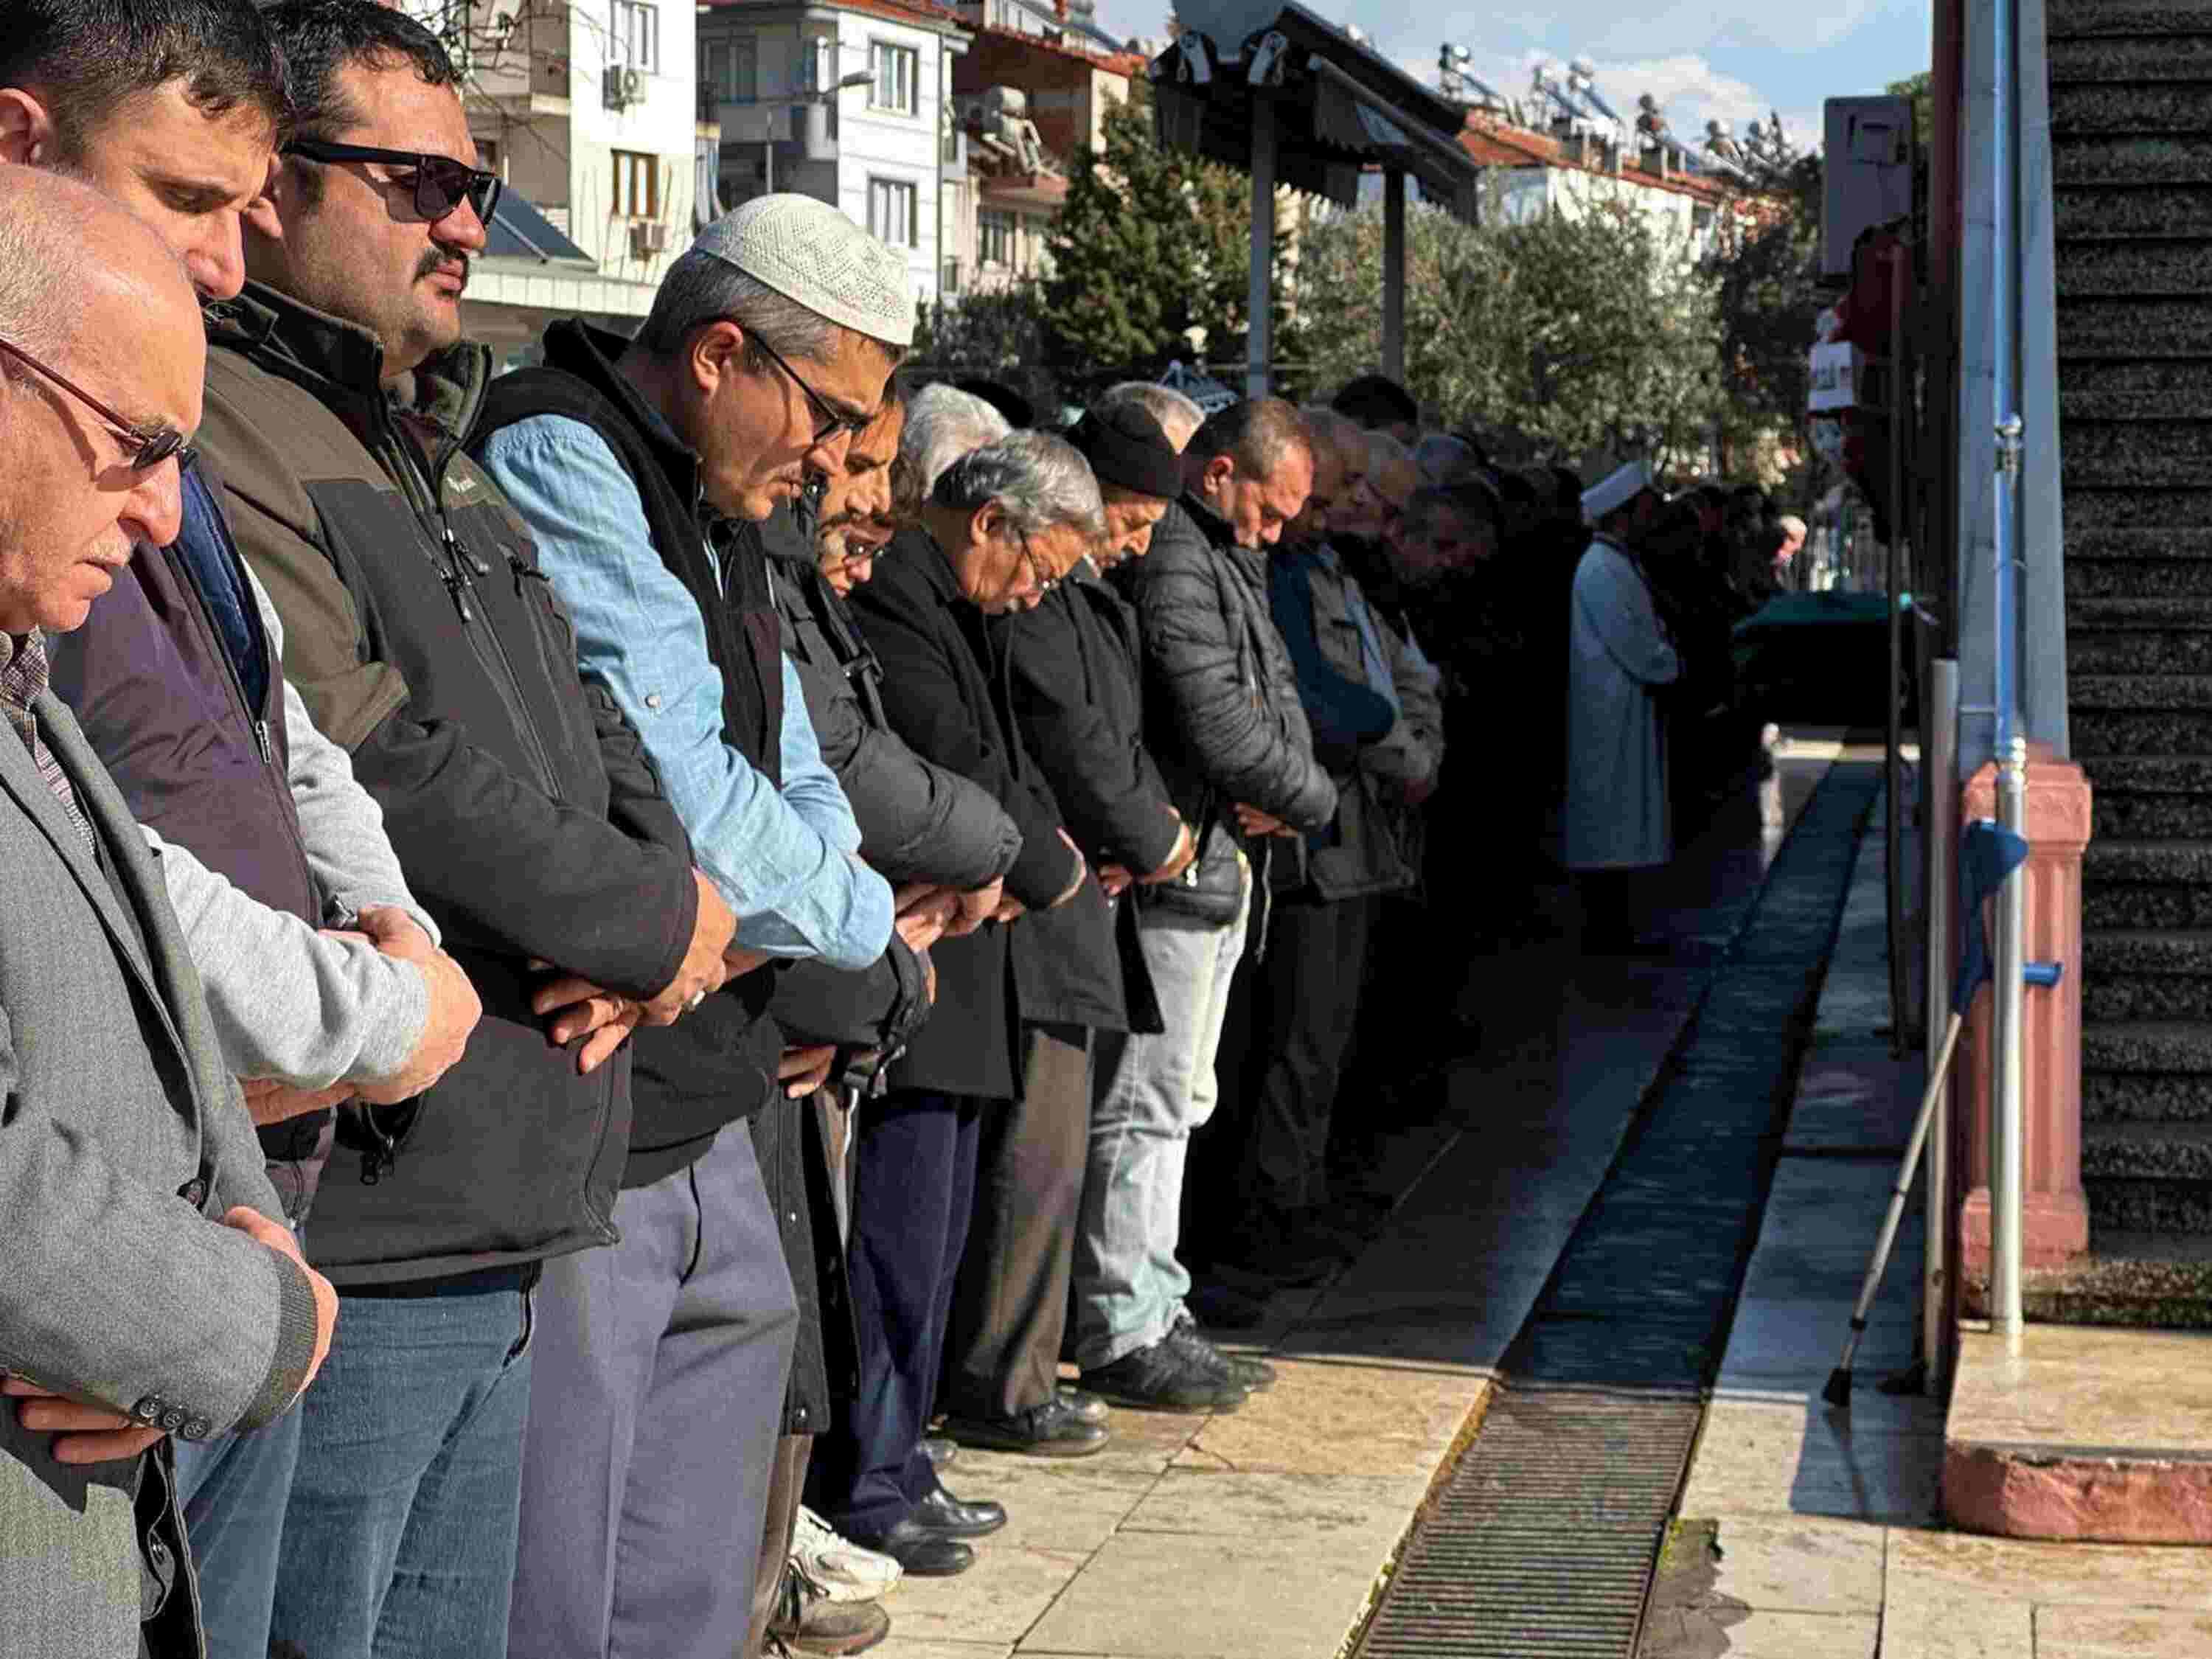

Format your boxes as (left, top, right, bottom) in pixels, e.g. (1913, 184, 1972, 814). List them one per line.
(416, 250, 470, 290)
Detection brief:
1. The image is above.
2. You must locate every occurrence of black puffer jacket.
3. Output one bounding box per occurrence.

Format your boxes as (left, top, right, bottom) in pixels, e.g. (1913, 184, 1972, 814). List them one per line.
(756, 506, 1021, 891)
(1112, 494, 1336, 919)
(199, 283, 698, 1285)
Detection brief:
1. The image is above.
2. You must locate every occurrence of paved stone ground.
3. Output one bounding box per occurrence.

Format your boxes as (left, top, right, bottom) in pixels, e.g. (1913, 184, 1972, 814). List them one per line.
(1654, 766, 2212, 1659)
(866, 744, 1842, 1659)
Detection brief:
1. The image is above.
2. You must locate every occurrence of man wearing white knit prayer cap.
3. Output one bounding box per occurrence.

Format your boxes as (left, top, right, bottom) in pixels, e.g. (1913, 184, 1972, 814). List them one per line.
(471, 193, 917, 1659)
(1563, 459, 1682, 953)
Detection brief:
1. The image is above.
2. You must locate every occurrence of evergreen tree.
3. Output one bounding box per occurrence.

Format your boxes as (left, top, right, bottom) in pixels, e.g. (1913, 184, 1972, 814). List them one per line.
(1042, 79, 1281, 379)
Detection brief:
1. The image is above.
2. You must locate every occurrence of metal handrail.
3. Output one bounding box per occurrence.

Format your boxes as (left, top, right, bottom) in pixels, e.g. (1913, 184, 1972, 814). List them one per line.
(1990, 0, 2028, 1352)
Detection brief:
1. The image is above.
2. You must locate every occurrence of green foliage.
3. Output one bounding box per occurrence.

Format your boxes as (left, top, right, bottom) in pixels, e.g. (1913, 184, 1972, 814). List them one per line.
(1040, 79, 1286, 378)
(1885, 70, 1934, 149)
(909, 279, 1061, 413)
(1704, 156, 1825, 470)
(1295, 184, 1726, 473)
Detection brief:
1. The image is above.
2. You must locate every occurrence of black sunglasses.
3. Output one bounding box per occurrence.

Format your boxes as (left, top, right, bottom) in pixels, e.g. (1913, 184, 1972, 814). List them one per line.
(0, 335, 195, 475)
(283, 139, 502, 227)
(747, 331, 872, 448)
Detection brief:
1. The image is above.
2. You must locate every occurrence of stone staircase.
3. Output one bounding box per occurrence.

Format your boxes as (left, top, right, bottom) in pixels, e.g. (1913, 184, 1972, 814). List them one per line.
(2051, 0, 2212, 1320)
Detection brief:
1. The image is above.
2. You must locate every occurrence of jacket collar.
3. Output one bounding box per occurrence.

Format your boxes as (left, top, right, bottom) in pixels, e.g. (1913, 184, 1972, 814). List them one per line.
(899, 526, 964, 605)
(206, 280, 491, 446)
(538, 318, 705, 512)
(1180, 488, 1236, 549)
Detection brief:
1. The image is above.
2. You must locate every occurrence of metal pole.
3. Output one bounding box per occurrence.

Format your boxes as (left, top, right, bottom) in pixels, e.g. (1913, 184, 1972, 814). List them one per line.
(1382, 165, 1405, 382)
(1991, 0, 2028, 1353)
(1247, 94, 1277, 401)
(1924, 658, 1959, 1389)
(1886, 248, 1910, 1057)
(764, 135, 774, 195)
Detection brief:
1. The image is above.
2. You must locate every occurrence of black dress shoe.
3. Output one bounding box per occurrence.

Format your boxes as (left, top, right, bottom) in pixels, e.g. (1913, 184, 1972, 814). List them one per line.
(1080, 1337, 1248, 1413)
(942, 1396, 1109, 1458)
(849, 1517, 974, 1578)
(909, 1483, 1007, 1538)
(1056, 1383, 1110, 1424)
(919, 1435, 957, 1470)
(1169, 1317, 1277, 1392)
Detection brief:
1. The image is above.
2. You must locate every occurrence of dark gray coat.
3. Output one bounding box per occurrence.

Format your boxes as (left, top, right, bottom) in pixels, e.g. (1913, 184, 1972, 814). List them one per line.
(1112, 495, 1337, 920)
(756, 509, 1021, 891)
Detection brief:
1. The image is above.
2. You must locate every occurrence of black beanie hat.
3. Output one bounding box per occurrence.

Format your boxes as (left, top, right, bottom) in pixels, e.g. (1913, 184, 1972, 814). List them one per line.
(1069, 403, 1183, 501)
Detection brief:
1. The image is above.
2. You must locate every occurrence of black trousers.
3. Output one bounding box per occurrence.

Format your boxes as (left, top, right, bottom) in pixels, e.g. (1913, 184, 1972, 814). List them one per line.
(809, 1091, 983, 1539)
(942, 1023, 1093, 1421)
(1237, 894, 1376, 1218)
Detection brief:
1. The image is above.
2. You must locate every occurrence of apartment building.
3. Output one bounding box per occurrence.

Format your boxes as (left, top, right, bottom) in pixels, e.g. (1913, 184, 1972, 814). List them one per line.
(697, 0, 969, 310)
(400, 1, 714, 364)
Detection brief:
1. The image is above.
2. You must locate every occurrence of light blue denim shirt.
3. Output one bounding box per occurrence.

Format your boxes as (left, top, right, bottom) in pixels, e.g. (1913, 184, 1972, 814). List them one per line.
(479, 414, 892, 970)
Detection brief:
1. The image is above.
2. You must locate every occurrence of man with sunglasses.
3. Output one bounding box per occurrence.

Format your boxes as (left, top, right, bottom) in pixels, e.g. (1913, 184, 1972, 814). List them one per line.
(191, 6, 748, 1652)
(467, 195, 914, 1659)
(5, 7, 485, 1652)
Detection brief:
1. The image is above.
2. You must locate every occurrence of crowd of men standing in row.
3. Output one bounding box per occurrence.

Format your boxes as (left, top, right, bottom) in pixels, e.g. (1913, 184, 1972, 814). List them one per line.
(0, 4, 1531, 1657)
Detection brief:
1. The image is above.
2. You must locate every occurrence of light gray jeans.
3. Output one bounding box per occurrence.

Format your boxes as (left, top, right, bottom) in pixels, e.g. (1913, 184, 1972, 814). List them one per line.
(1073, 860, 1251, 1370)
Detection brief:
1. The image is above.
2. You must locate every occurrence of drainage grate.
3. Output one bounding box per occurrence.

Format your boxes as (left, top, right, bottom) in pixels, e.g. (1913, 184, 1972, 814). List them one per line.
(1356, 762, 1882, 1659)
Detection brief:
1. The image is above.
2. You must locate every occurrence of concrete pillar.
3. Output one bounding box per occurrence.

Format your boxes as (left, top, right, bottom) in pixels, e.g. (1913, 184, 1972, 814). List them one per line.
(1957, 745, 2092, 1273)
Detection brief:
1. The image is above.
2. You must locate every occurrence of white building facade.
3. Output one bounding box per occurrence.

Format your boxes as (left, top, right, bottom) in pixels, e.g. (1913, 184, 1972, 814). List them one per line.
(404, 1, 713, 364)
(698, 0, 969, 312)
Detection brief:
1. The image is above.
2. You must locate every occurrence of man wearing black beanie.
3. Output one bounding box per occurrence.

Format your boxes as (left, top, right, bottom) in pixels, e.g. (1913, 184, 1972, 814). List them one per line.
(940, 405, 1201, 1450)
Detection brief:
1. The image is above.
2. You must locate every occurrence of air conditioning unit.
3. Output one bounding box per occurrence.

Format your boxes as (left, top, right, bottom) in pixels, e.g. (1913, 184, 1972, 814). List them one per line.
(628, 219, 669, 257)
(603, 63, 645, 109)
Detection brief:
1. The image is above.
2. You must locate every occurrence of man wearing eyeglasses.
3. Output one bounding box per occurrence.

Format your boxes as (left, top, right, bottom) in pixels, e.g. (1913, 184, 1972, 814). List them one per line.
(4, 6, 484, 1653)
(190, 6, 748, 1653)
(0, 164, 344, 1659)
(467, 196, 914, 1659)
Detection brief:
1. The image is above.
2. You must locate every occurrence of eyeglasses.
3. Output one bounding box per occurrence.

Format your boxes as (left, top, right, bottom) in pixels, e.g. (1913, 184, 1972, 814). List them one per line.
(282, 139, 502, 228)
(747, 331, 872, 448)
(0, 335, 195, 475)
(1016, 529, 1060, 597)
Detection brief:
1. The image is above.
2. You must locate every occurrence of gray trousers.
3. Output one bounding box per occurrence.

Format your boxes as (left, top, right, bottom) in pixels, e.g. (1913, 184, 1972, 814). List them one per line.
(507, 1126, 798, 1659)
(943, 1023, 1094, 1419)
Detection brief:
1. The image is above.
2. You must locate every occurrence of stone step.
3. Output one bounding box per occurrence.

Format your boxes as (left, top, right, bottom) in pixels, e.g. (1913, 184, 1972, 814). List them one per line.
(2086, 1019, 2212, 1074)
(2060, 356, 2212, 420)
(1964, 1236, 2212, 1330)
(2072, 673, 2212, 713)
(2069, 594, 2212, 629)
(2090, 799, 2212, 843)
(2053, 81, 2212, 136)
(2059, 239, 2212, 302)
(2081, 931, 2212, 1020)
(2056, 295, 2212, 358)
(2062, 493, 2212, 540)
(2068, 558, 2212, 605)
(2085, 1118, 2212, 1180)
(2070, 628, 2212, 676)
(2051, 31, 2212, 82)
(2061, 420, 2212, 487)
(2087, 881, 2212, 929)
(2088, 1172, 2212, 1232)
(2055, 133, 2212, 186)
(2056, 182, 2212, 238)
(2077, 756, 2212, 796)
(2086, 1068, 2212, 1124)
(2087, 837, 2212, 888)
(2049, 0, 2212, 39)
(2076, 706, 2212, 754)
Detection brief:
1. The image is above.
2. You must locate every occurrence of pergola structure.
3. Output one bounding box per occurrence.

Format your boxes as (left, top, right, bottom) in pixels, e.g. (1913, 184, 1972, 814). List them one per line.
(1147, 0, 1484, 398)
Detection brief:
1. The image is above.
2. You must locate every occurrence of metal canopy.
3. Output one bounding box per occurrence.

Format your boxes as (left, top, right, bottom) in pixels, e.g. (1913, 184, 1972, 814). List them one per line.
(1147, 0, 1483, 395)
(1148, 0, 1481, 223)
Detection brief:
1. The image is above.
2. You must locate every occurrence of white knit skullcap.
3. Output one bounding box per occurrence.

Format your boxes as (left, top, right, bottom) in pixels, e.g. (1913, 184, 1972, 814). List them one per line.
(1582, 458, 1655, 524)
(693, 194, 914, 348)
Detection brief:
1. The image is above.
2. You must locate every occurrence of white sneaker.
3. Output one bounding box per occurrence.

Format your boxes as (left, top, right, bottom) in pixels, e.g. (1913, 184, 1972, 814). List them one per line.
(790, 1505, 903, 1603)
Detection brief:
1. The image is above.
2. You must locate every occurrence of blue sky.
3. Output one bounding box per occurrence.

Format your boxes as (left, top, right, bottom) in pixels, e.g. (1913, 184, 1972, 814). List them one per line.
(1090, 0, 1930, 154)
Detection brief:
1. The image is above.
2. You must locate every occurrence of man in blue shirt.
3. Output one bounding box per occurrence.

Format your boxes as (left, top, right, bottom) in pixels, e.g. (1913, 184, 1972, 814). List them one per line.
(473, 195, 914, 1659)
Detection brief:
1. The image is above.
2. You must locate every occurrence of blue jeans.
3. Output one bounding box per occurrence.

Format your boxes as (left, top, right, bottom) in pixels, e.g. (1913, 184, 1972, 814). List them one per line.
(268, 1276, 536, 1659)
(814, 1092, 983, 1539)
(1074, 864, 1251, 1369)
(173, 1408, 303, 1659)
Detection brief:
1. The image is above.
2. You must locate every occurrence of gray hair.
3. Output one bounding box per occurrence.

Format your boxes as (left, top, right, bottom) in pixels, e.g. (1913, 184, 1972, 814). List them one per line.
(0, 204, 80, 369)
(1097, 380, 1205, 448)
(636, 249, 845, 363)
(933, 431, 1107, 542)
(902, 383, 1011, 498)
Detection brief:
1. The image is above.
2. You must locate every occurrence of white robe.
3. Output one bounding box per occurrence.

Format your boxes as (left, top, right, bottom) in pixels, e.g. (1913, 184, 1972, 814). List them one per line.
(1563, 537, 1681, 871)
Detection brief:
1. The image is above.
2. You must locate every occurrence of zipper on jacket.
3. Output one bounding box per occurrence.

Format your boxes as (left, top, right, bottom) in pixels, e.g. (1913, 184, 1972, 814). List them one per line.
(385, 411, 563, 799)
